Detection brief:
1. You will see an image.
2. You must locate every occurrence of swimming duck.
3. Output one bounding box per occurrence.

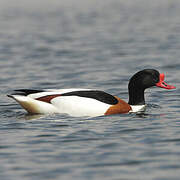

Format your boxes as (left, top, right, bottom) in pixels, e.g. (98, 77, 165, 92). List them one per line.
(8, 69, 175, 117)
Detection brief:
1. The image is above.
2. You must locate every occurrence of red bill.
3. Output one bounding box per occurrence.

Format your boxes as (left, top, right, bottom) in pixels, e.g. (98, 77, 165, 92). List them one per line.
(156, 73, 176, 89)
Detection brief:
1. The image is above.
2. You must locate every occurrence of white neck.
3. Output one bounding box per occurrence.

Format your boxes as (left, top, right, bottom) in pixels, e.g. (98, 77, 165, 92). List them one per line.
(129, 105, 146, 113)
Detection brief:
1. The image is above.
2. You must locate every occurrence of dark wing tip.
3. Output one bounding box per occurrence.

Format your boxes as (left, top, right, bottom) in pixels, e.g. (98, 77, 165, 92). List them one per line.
(7, 94, 13, 98)
(14, 89, 44, 96)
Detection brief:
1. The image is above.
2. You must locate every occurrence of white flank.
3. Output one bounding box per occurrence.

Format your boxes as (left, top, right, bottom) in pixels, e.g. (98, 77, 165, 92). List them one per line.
(51, 96, 111, 117)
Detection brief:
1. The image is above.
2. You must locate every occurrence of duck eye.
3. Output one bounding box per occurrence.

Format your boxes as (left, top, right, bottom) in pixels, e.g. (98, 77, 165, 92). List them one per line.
(153, 76, 159, 83)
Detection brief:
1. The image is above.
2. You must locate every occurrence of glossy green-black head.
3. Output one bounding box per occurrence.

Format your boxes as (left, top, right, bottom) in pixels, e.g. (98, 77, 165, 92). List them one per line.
(128, 69, 175, 105)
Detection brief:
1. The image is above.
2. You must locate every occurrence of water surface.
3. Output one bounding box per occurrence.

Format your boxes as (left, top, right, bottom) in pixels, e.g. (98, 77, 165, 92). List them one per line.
(0, 0, 180, 180)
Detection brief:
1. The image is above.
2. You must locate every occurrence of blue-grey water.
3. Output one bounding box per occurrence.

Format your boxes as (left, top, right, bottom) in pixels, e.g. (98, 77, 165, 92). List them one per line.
(0, 0, 180, 179)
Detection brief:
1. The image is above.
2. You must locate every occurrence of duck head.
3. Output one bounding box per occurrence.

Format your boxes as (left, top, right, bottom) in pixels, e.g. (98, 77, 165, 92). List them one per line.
(128, 69, 176, 105)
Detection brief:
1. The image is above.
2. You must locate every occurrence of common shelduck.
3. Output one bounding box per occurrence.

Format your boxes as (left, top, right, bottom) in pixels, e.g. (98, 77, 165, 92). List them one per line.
(8, 69, 175, 117)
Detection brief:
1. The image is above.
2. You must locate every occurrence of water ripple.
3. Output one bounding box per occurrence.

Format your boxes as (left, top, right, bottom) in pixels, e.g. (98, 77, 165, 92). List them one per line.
(0, 1, 180, 180)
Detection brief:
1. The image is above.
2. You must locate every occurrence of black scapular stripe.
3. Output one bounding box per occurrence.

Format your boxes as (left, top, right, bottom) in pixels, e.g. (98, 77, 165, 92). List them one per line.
(61, 90, 118, 105)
